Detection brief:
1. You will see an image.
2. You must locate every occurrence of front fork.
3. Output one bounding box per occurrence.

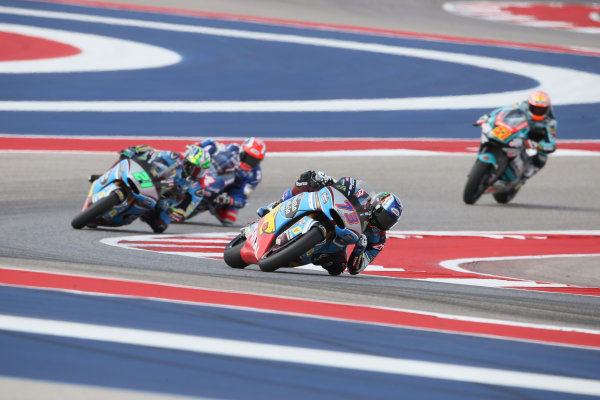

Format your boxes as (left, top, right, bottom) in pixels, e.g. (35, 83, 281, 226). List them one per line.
(476, 144, 509, 183)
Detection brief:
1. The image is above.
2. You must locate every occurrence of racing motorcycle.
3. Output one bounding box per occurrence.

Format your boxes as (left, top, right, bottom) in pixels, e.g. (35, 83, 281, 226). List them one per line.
(71, 156, 174, 232)
(223, 178, 373, 275)
(463, 107, 535, 205)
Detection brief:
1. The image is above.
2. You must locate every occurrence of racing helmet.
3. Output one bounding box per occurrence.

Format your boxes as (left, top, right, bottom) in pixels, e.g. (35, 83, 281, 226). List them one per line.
(182, 144, 211, 180)
(527, 91, 551, 121)
(239, 137, 266, 170)
(370, 192, 403, 231)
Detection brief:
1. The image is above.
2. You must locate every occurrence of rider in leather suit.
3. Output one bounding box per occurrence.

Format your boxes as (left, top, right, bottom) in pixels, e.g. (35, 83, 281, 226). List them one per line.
(259, 170, 403, 275)
(117, 144, 210, 233)
(478, 91, 557, 179)
(192, 137, 266, 226)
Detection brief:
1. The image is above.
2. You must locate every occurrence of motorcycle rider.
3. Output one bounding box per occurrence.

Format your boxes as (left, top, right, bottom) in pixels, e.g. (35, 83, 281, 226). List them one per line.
(477, 90, 557, 179)
(258, 170, 403, 275)
(189, 137, 266, 226)
(115, 144, 211, 233)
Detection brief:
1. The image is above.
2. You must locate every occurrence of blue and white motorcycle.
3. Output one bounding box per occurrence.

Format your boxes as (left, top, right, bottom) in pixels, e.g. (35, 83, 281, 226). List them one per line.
(71, 157, 174, 231)
(223, 178, 374, 275)
(463, 107, 535, 205)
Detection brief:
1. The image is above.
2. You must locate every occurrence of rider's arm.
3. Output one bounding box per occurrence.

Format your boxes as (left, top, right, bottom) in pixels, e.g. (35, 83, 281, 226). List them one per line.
(119, 145, 154, 159)
(197, 139, 218, 155)
(529, 119, 557, 154)
(219, 167, 262, 209)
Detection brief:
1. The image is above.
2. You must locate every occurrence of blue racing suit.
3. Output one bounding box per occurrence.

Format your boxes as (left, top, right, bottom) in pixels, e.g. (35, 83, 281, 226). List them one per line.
(198, 139, 262, 225)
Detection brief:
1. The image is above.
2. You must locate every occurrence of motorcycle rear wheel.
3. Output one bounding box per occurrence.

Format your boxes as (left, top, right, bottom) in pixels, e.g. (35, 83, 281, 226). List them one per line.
(71, 190, 124, 229)
(463, 160, 494, 205)
(223, 234, 249, 269)
(258, 227, 325, 272)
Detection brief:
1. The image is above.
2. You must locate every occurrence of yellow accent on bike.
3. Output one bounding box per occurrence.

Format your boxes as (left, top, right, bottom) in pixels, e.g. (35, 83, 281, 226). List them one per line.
(492, 126, 512, 141)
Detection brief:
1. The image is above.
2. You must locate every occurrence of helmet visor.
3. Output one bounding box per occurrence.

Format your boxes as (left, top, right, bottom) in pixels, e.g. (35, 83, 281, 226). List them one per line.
(529, 104, 548, 117)
(240, 151, 261, 170)
(373, 206, 399, 231)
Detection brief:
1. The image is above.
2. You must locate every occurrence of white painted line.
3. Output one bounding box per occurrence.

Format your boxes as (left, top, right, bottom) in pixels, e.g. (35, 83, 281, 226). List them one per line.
(0, 23, 180, 72)
(441, 253, 600, 275)
(2, 314, 600, 395)
(421, 278, 566, 288)
(1, 6, 600, 111)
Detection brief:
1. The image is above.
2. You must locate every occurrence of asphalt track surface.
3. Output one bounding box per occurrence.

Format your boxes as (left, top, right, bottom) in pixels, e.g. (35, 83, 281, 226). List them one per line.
(1, 1, 600, 399)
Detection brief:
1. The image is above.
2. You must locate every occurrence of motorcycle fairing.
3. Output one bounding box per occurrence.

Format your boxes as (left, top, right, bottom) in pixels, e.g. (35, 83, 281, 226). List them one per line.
(84, 159, 159, 226)
(239, 185, 367, 268)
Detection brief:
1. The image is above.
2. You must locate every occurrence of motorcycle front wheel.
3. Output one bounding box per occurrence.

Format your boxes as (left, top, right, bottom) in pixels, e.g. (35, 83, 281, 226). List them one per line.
(258, 227, 325, 272)
(223, 234, 249, 269)
(71, 190, 124, 229)
(463, 160, 494, 205)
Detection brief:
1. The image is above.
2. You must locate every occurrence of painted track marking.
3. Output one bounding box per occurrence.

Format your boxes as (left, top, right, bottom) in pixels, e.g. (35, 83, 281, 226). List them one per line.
(101, 231, 600, 297)
(2, 313, 600, 395)
(1, 5, 600, 110)
(1, 136, 599, 155)
(1, 267, 599, 349)
(445, 2, 600, 34)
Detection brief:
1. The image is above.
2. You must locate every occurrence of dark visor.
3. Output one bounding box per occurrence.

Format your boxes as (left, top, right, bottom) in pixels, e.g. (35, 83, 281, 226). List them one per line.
(240, 152, 261, 168)
(530, 105, 547, 116)
(374, 207, 397, 230)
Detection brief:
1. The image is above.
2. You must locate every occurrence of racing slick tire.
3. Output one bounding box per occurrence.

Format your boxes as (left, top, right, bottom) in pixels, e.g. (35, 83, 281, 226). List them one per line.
(258, 227, 325, 273)
(71, 190, 124, 229)
(463, 160, 494, 205)
(223, 234, 249, 269)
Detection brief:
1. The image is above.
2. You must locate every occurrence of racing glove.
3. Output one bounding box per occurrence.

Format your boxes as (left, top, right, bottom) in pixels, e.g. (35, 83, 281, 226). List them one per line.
(312, 171, 334, 187)
(214, 193, 234, 207)
(296, 170, 334, 190)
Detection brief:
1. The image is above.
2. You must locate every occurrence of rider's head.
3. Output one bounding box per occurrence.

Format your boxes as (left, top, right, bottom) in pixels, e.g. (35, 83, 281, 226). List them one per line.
(182, 144, 211, 180)
(369, 192, 403, 231)
(239, 137, 266, 171)
(527, 91, 551, 121)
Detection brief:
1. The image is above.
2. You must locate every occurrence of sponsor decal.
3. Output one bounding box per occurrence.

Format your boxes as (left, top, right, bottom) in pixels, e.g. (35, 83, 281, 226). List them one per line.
(284, 195, 303, 218)
(258, 203, 282, 235)
(492, 125, 512, 141)
(320, 191, 330, 204)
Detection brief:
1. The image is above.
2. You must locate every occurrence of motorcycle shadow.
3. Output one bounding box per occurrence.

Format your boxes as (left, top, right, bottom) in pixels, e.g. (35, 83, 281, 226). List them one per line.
(482, 203, 600, 213)
(178, 220, 237, 228)
(78, 226, 159, 235)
